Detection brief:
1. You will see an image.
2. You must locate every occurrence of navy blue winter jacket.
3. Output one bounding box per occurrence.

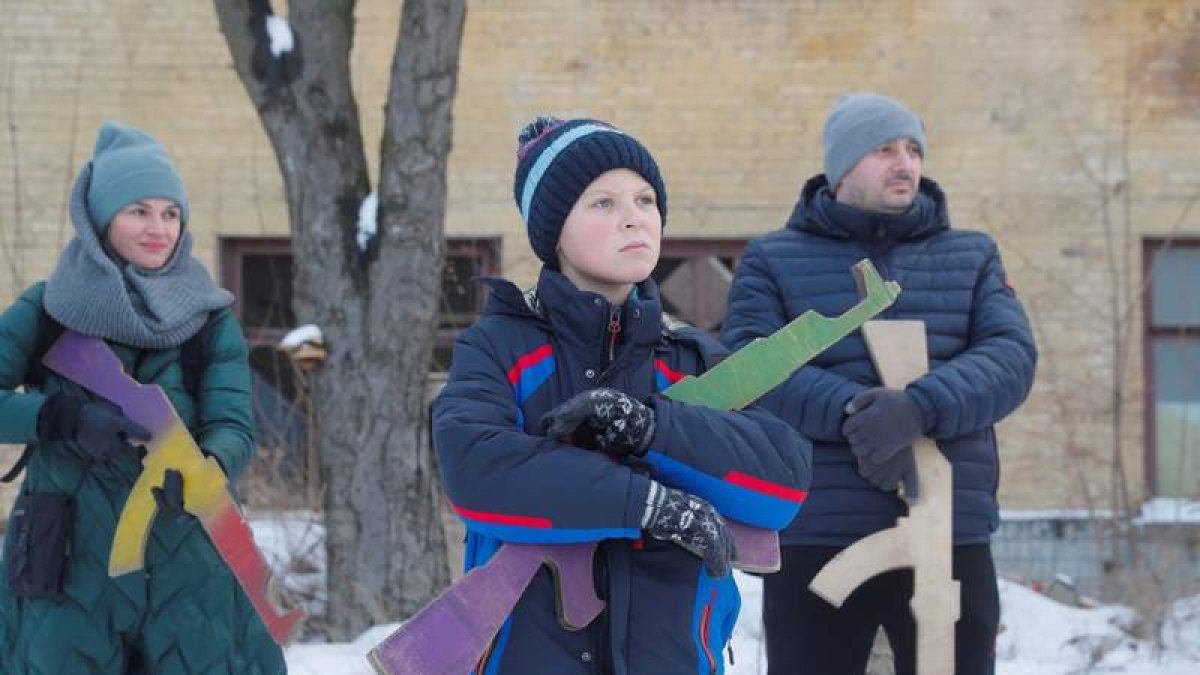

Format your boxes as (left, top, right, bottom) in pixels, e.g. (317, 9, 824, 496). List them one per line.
(721, 175, 1037, 547)
(433, 268, 812, 675)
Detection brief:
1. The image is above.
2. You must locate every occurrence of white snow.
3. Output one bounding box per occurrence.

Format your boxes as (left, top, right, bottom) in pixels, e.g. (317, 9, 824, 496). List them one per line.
(1001, 508, 1114, 520)
(278, 324, 323, 350)
(1162, 595, 1200, 660)
(265, 15, 294, 57)
(356, 192, 378, 253)
(245, 513, 1200, 674)
(1137, 498, 1200, 524)
(286, 625, 395, 675)
(1001, 499, 1200, 525)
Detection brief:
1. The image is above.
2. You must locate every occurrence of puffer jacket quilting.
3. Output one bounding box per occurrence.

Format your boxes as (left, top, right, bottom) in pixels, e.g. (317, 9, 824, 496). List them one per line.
(435, 269, 813, 674)
(721, 176, 1037, 547)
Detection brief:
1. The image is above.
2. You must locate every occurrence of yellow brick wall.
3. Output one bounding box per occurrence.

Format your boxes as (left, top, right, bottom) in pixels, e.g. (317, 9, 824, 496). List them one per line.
(2, 1, 1199, 512)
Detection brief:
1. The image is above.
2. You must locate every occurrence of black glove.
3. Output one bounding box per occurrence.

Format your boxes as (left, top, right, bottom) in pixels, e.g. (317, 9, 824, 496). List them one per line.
(37, 393, 151, 463)
(642, 482, 736, 577)
(841, 387, 924, 462)
(152, 469, 193, 524)
(855, 446, 920, 504)
(540, 388, 656, 457)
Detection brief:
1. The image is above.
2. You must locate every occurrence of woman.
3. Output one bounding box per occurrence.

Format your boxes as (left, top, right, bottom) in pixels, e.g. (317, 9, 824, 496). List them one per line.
(432, 116, 814, 674)
(0, 121, 285, 674)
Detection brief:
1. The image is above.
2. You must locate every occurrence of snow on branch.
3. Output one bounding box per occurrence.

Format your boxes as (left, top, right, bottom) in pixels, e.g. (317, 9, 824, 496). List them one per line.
(265, 14, 294, 57)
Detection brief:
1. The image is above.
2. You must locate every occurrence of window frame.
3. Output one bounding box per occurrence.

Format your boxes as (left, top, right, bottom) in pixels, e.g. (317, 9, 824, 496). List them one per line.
(655, 237, 749, 335)
(1142, 236, 1200, 496)
(218, 235, 502, 351)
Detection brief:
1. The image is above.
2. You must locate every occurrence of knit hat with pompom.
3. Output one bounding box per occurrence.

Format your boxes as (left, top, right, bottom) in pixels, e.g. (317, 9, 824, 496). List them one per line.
(513, 116, 666, 267)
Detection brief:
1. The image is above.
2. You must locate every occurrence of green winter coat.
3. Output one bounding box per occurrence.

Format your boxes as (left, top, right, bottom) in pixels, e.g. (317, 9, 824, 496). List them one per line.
(0, 283, 286, 674)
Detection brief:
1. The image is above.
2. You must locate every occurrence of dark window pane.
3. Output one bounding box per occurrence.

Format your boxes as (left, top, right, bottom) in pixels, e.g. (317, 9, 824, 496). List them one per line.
(224, 236, 498, 375)
(241, 253, 296, 330)
(1152, 337, 1200, 496)
(431, 343, 454, 373)
(440, 253, 483, 328)
(1151, 248, 1200, 327)
(248, 344, 300, 404)
(246, 345, 306, 477)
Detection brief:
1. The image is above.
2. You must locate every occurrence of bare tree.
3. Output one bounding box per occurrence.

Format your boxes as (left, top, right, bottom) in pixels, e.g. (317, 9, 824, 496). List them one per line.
(984, 24, 1200, 650)
(213, 0, 466, 639)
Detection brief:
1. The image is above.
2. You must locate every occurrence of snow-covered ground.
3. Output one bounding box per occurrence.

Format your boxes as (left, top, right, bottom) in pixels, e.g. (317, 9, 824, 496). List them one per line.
(250, 513, 1200, 674)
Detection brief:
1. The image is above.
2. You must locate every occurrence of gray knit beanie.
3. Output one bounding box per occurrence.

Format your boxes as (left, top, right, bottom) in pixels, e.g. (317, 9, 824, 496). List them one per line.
(822, 93, 925, 189)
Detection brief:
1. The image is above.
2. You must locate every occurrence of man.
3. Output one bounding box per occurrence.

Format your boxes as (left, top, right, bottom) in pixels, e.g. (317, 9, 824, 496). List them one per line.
(721, 93, 1037, 674)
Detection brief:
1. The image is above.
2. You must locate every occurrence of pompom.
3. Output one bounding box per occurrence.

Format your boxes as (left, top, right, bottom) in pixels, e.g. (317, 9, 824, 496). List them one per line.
(517, 116, 563, 152)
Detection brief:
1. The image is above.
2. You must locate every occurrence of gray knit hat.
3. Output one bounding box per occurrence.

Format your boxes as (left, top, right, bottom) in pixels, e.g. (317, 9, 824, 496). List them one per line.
(87, 121, 189, 232)
(822, 93, 925, 189)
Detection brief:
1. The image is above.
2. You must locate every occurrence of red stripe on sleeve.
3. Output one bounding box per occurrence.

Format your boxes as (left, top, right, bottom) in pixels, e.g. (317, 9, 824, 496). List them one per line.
(507, 344, 554, 384)
(654, 359, 686, 384)
(722, 471, 809, 503)
(453, 504, 553, 528)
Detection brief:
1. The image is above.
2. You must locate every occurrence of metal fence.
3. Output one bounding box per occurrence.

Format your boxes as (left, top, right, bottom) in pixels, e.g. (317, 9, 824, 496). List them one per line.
(992, 514, 1200, 602)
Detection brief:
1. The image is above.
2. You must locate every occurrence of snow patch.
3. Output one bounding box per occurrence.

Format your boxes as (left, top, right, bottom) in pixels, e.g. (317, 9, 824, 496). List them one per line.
(244, 512, 1200, 674)
(1001, 508, 1116, 521)
(279, 324, 323, 350)
(1162, 594, 1200, 660)
(356, 193, 378, 252)
(265, 15, 294, 57)
(1137, 498, 1200, 524)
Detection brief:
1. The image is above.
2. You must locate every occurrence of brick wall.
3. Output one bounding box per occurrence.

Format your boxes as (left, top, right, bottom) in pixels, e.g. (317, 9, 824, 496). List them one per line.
(2, 1, 1198, 512)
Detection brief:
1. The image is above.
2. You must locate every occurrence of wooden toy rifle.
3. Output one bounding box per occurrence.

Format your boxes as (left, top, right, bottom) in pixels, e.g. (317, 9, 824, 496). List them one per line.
(43, 332, 305, 644)
(368, 260, 900, 675)
(808, 320, 958, 674)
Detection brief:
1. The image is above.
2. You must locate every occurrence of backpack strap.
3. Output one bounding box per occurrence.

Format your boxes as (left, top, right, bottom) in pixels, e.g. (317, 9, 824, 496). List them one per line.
(27, 309, 215, 398)
(178, 309, 220, 401)
(4, 293, 63, 482)
(25, 309, 65, 392)
(0, 446, 36, 483)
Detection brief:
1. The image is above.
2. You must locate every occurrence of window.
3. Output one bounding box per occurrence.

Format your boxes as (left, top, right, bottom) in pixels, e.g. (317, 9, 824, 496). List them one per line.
(654, 238, 748, 334)
(220, 235, 745, 380)
(432, 238, 502, 370)
(220, 236, 501, 371)
(1144, 239, 1200, 497)
(219, 236, 500, 492)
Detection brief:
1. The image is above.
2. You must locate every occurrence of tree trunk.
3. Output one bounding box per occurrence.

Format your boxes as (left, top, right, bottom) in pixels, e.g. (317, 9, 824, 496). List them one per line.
(214, 0, 465, 639)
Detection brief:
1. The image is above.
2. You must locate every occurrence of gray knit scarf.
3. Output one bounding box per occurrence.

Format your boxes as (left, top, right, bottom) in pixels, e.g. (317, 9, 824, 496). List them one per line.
(43, 164, 233, 349)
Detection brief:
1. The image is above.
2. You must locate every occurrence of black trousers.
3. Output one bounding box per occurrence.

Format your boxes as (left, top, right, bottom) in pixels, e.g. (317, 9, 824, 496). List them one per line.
(762, 543, 999, 675)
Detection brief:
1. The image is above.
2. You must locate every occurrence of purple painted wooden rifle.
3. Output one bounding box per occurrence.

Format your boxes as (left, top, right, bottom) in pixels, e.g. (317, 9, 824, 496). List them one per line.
(43, 330, 305, 644)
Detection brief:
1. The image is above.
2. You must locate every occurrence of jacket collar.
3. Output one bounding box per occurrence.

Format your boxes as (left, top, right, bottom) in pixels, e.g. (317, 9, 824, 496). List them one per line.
(785, 174, 950, 243)
(480, 268, 665, 357)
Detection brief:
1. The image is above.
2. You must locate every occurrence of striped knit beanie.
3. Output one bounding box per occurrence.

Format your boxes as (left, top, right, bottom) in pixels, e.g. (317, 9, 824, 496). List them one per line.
(513, 117, 667, 267)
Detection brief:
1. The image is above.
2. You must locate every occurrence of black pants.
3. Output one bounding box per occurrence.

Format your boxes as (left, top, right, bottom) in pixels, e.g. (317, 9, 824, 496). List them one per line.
(762, 543, 999, 675)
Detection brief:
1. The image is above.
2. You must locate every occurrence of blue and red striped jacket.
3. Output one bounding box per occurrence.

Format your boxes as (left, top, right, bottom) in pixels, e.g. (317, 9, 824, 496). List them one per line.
(433, 268, 812, 675)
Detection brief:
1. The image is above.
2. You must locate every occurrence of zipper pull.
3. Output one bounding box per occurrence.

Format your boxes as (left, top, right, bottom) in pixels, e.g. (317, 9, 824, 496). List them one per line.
(607, 307, 621, 362)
